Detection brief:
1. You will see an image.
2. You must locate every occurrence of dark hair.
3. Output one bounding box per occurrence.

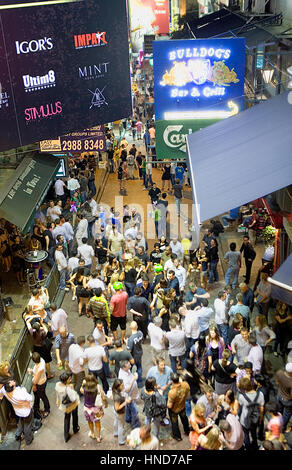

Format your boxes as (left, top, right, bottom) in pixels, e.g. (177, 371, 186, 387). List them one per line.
(93, 287, 102, 297)
(114, 339, 122, 348)
(230, 242, 236, 251)
(87, 335, 95, 343)
(59, 372, 72, 384)
(112, 379, 124, 395)
(31, 352, 41, 363)
(4, 382, 15, 393)
(50, 303, 57, 312)
(83, 374, 98, 396)
(262, 440, 274, 450)
(218, 290, 225, 299)
(32, 288, 39, 296)
(200, 298, 209, 307)
(134, 287, 142, 296)
(170, 373, 179, 384)
(145, 377, 156, 392)
(243, 235, 249, 240)
(82, 237, 88, 244)
(120, 360, 130, 369)
(248, 335, 257, 346)
(197, 333, 207, 359)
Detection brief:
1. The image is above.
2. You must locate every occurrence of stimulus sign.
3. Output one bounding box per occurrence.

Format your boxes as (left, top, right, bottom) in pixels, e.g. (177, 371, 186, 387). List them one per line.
(153, 38, 246, 120)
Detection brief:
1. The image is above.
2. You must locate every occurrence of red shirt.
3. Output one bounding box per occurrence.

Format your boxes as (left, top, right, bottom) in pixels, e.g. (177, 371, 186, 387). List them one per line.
(110, 291, 129, 317)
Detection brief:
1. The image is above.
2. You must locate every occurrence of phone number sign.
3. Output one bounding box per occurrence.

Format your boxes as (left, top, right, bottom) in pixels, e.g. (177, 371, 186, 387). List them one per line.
(39, 125, 105, 153)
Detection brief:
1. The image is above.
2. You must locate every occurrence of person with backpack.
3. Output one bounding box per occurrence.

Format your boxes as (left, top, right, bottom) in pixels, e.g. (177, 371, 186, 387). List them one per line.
(87, 287, 110, 335)
(237, 376, 264, 450)
(141, 377, 167, 439)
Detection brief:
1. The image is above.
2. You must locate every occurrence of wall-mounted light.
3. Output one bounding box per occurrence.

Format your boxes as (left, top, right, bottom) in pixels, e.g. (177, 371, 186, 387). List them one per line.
(262, 68, 274, 84)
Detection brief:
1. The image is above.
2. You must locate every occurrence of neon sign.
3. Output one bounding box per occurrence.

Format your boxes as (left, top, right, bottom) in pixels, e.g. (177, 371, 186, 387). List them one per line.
(153, 38, 246, 120)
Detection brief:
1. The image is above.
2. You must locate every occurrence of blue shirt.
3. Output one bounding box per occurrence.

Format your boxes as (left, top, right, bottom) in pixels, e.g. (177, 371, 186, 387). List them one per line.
(185, 288, 207, 310)
(229, 207, 240, 219)
(175, 166, 185, 181)
(242, 288, 254, 311)
(229, 304, 250, 320)
(146, 365, 172, 390)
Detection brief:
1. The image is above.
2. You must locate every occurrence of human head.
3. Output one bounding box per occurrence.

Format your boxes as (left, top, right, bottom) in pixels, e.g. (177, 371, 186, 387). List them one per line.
(170, 373, 180, 384)
(153, 316, 162, 327)
(243, 235, 250, 245)
(130, 321, 138, 332)
(112, 378, 124, 394)
(156, 358, 165, 372)
(145, 377, 156, 392)
(134, 287, 142, 296)
(236, 293, 243, 304)
(95, 319, 104, 331)
(240, 327, 249, 342)
(77, 336, 85, 347)
(59, 372, 72, 385)
(114, 339, 123, 349)
(218, 290, 226, 301)
(238, 377, 254, 392)
(230, 242, 236, 251)
(120, 360, 131, 371)
(239, 282, 249, 293)
(93, 287, 102, 298)
(260, 272, 269, 282)
(139, 424, 152, 442)
(193, 403, 206, 418)
(59, 326, 68, 338)
(87, 334, 95, 345)
(0, 361, 10, 377)
(31, 352, 41, 364)
(219, 420, 231, 433)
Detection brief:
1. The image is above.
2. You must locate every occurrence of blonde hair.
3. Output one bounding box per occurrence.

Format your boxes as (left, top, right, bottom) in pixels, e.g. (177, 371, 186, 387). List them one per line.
(124, 259, 135, 272)
(204, 426, 221, 450)
(193, 403, 205, 417)
(0, 361, 10, 377)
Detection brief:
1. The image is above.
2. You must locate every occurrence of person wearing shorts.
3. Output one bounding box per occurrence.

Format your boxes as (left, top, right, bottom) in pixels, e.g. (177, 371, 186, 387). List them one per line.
(110, 282, 129, 342)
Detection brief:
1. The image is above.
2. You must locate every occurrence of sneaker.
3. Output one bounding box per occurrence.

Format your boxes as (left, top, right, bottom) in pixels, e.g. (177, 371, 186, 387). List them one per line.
(72, 295, 76, 301)
(65, 287, 70, 292)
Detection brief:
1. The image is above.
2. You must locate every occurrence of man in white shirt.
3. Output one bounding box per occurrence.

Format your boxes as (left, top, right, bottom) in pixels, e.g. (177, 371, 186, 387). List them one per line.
(147, 316, 166, 364)
(83, 335, 109, 394)
(179, 305, 200, 357)
(54, 244, 70, 291)
(60, 216, 75, 257)
(49, 303, 68, 336)
(169, 238, 184, 260)
(28, 352, 50, 419)
(214, 290, 228, 347)
(173, 258, 186, 291)
(118, 360, 140, 429)
(77, 237, 94, 270)
(247, 335, 263, 375)
(165, 318, 186, 373)
(75, 214, 88, 247)
(68, 255, 79, 276)
(68, 336, 86, 395)
(54, 178, 67, 207)
(86, 271, 106, 296)
(0, 381, 34, 445)
(46, 200, 62, 222)
(88, 195, 98, 217)
(52, 218, 67, 243)
(164, 254, 176, 279)
(67, 173, 80, 197)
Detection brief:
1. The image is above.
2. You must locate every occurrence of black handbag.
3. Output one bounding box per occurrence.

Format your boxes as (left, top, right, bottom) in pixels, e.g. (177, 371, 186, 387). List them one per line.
(62, 387, 73, 406)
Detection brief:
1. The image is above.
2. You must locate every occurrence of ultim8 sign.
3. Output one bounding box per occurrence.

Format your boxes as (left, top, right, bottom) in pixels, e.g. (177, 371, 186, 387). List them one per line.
(153, 38, 246, 120)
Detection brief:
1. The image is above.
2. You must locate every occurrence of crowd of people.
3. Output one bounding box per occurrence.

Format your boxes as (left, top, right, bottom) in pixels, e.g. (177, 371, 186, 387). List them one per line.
(0, 73, 291, 452)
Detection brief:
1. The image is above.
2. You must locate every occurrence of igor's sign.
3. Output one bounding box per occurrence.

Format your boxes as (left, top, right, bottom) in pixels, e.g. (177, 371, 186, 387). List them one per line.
(153, 38, 246, 120)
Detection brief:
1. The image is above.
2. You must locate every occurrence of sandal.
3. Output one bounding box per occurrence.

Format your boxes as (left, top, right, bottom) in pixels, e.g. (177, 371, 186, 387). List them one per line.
(88, 432, 95, 439)
(96, 437, 101, 443)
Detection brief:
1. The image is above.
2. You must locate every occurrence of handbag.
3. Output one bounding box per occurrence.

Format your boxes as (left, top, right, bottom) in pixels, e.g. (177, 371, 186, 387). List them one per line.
(62, 387, 73, 406)
(94, 385, 103, 408)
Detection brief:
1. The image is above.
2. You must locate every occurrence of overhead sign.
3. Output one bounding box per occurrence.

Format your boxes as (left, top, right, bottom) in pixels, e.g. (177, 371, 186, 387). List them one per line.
(153, 38, 246, 120)
(0, 0, 132, 152)
(155, 118, 222, 159)
(39, 125, 105, 153)
(129, 0, 169, 53)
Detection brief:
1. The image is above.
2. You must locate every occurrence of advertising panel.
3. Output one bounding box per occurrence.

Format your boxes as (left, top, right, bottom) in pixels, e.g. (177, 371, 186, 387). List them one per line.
(39, 125, 105, 153)
(129, 0, 169, 53)
(0, 0, 132, 152)
(153, 38, 246, 120)
(155, 118, 221, 160)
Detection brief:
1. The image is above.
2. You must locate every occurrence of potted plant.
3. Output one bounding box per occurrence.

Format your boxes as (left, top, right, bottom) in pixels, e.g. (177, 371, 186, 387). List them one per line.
(262, 225, 277, 246)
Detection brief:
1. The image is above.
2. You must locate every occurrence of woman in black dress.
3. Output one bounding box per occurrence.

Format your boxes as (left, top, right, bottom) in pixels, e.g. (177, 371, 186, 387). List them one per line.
(161, 163, 171, 192)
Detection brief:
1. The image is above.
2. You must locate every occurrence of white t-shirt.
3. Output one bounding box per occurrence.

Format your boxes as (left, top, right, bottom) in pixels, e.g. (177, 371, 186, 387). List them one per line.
(68, 344, 85, 374)
(47, 205, 62, 221)
(76, 219, 88, 239)
(165, 329, 186, 357)
(184, 310, 200, 340)
(55, 179, 66, 196)
(33, 358, 47, 385)
(127, 428, 159, 450)
(148, 323, 164, 351)
(86, 278, 105, 291)
(51, 308, 68, 333)
(83, 345, 105, 371)
(68, 257, 79, 273)
(77, 244, 94, 266)
(214, 298, 227, 325)
(247, 345, 263, 374)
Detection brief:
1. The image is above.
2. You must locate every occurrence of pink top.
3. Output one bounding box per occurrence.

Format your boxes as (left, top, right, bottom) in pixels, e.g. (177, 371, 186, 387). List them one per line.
(267, 414, 283, 438)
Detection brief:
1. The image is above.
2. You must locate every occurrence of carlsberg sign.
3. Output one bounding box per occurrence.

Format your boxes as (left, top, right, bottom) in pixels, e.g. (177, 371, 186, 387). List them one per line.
(156, 119, 220, 159)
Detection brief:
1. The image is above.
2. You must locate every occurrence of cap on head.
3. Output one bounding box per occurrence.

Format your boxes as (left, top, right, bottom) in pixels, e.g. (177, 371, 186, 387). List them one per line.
(113, 281, 123, 291)
(154, 264, 163, 273)
(285, 362, 292, 373)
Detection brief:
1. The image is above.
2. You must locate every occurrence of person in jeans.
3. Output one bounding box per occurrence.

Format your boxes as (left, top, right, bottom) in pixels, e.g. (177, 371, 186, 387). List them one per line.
(0, 380, 34, 445)
(55, 372, 80, 443)
(165, 318, 186, 373)
(275, 363, 292, 432)
(224, 242, 241, 289)
(28, 352, 50, 419)
(118, 360, 140, 429)
(167, 373, 190, 441)
(112, 379, 131, 445)
(54, 243, 70, 291)
(83, 335, 109, 394)
(237, 377, 264, 450)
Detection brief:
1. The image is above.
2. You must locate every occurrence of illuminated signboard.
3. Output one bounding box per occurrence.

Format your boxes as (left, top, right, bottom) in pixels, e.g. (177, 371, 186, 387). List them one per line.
(0, 0, 131, 153)
(153, 38, 246, 120)
(129, 0, 169, 53)
(39, 125, 105, 153)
